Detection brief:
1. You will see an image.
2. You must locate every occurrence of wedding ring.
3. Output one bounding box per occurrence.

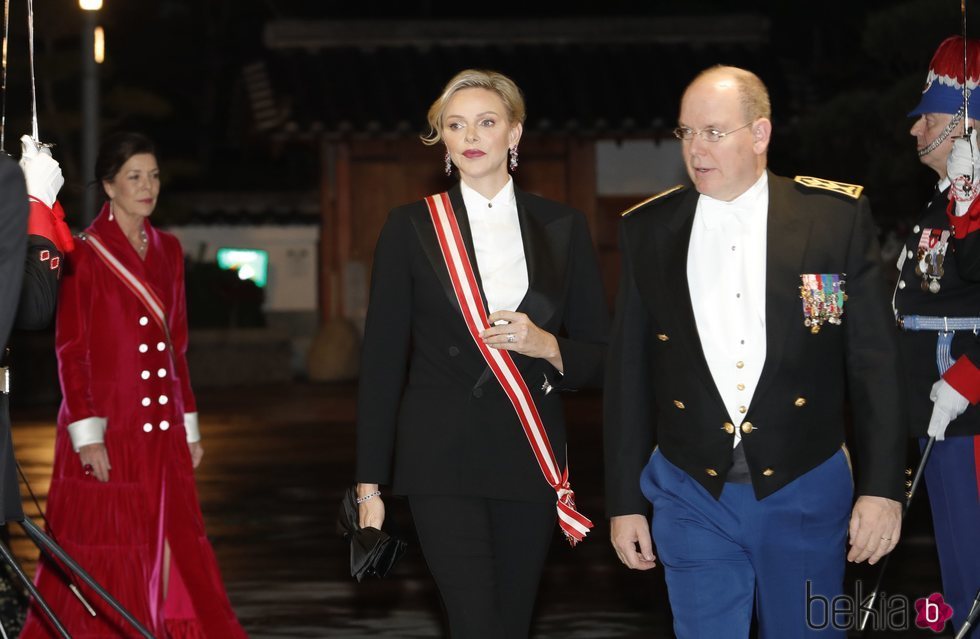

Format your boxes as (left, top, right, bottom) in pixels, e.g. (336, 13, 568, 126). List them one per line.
(507, 334, 516, 343)
(880, 536, 891, 541)
(83, 463, 93, 476)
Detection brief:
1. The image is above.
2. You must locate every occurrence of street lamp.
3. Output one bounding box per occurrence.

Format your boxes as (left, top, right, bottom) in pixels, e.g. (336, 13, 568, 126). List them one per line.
(80, 0, 101, 224)
(93, 26, 105, 64)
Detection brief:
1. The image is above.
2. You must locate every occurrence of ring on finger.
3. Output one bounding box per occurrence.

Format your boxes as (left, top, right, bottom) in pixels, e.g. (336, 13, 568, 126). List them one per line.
(83, 463, 93, 476)
(507, 333, 516, 343)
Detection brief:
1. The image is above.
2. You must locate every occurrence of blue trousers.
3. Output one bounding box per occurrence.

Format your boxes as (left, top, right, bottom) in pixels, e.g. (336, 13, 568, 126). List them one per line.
(641, 449, 853, 638)
(921, 435, 980, 638)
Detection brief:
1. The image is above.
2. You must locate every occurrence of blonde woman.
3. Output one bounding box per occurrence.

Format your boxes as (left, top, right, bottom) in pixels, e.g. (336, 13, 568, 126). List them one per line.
(354, 70, 608, 638)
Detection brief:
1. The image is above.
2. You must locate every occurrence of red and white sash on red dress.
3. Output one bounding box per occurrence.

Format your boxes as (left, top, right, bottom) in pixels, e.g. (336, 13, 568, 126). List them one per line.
(424, 192, 593, 546)
(80, 231, 174, 357)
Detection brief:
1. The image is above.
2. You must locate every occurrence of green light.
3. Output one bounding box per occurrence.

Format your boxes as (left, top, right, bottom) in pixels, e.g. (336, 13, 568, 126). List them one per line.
(216, 248, 268, 288)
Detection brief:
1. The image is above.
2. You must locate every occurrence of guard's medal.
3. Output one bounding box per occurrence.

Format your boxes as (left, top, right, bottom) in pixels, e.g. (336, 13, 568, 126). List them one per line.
(916, 228, 950, 293)
(799, 273, 846, 334)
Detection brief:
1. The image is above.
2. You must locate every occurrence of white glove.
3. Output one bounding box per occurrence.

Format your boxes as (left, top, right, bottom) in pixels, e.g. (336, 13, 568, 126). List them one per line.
(948, 129, 980, 216)
(18, 134, 63, 209)
(927, 379, 970, 441)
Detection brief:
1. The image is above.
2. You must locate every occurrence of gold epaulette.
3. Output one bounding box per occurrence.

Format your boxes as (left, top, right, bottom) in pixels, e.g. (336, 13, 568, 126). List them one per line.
(794, 176, 864, 199)
(620, 185, 686, 217)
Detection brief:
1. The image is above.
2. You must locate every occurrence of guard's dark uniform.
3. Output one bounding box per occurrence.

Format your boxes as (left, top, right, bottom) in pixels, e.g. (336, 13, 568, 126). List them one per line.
(894, 186, 980, 637)
(0, 154, 70, 524)
(894, 188, 980, 437)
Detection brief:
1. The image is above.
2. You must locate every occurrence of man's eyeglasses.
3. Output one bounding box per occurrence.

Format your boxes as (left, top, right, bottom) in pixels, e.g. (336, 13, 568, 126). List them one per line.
(672, 122, 753, 143)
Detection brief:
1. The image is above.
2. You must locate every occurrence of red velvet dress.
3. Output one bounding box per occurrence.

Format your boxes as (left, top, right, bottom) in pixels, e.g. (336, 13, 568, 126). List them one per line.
(21, 204, 247, 638)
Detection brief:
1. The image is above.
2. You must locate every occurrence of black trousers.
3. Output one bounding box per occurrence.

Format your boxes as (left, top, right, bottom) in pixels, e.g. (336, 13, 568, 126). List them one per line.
(408, 495, 555, 639)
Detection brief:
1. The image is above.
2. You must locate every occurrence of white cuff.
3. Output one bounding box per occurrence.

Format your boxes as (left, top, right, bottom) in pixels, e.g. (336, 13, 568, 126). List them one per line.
(184, 412, 201, 443)
(67, 416, 107, 452)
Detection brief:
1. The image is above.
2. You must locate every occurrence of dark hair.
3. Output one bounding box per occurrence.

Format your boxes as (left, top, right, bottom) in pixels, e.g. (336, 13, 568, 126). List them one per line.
(95, 132, 156, 198)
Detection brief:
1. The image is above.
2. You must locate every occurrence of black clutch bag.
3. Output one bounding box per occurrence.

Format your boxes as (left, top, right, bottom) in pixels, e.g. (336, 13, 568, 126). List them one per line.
(337, 486, 407, 582)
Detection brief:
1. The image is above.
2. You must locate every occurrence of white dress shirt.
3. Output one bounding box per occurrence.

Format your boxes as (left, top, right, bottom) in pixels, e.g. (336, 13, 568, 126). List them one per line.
(687, 172, 769, 444)
(460, 177, 529, 314)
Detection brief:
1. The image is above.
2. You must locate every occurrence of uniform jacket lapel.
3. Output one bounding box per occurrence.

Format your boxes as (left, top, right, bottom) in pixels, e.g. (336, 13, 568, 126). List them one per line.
(627, 188, 726, 411)
(752, 173, 813, 406)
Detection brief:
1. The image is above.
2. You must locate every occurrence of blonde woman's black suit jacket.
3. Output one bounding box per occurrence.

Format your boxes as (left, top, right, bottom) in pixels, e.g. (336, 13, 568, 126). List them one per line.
(356, 183, 608, 503)
(604, 173, 907, 517)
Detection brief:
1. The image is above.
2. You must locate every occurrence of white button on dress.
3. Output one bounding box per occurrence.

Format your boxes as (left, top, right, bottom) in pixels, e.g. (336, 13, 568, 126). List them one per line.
(139, 316, 149, 326)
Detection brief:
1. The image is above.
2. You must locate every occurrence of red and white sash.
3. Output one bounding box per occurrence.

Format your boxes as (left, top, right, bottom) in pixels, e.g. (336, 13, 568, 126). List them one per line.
(80, 231, 174, 356)
(424, 192, 593, 545)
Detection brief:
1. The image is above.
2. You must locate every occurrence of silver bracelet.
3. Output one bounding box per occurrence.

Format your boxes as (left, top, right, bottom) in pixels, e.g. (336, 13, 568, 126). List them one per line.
(355, 490, 381, 504)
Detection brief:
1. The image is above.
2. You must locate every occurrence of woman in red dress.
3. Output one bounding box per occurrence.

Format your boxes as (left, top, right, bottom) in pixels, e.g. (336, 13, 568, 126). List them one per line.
(21, 132, 247, 638)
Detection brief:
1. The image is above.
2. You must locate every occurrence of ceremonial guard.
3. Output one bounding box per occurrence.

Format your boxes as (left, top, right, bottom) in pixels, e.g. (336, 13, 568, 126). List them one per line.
(605, 66, 906, 637)
(2, 136, 71, 525)
(0, 137, 72, 635)
(900, 36, 980, 637)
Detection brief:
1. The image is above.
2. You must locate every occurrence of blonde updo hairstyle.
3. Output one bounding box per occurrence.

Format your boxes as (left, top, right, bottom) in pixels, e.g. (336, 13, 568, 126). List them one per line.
(421, 69, 526, 146)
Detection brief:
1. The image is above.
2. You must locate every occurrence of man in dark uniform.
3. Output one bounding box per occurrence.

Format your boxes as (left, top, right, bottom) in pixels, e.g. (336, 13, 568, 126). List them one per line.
(0, 135, 72, 525)
(0, 156, 30, 530)
(0, 137, 72, 634)
(899, 36, 980, 637)
(605, 65, 906, 637)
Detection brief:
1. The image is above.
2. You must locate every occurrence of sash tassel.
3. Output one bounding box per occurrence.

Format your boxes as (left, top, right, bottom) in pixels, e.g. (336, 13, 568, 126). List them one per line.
(555, 467, 592, 545)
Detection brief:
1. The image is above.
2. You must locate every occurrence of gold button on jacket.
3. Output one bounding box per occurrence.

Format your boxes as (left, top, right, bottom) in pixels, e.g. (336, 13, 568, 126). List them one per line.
(762, 468, 775, 477)
(794, 397, 807, 407)
(722, 422, 735, 434)
(705, 468, 718, 477)
(741, 422, 754, 434)
(673, 400, 685, 410)
(657, 333, 669, 341)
